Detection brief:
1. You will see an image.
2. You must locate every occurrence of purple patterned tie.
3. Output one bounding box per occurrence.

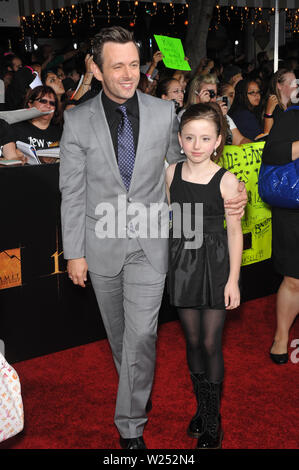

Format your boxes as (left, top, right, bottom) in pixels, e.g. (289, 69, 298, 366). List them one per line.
(117, 105, 135, 191)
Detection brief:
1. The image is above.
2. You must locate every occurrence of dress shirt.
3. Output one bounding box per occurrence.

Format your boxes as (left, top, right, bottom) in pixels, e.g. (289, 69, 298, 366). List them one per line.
(101, 91, 139, 161)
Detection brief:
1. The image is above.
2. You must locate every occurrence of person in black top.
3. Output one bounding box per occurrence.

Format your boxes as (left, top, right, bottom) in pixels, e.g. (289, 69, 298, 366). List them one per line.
(5, 66, 38, 111)
(263, 69, 298, 136)
(0, 118, 26, 162)
(0, 118, 14, 148)
(11, 85, 62, 151)
(262, 106, 299, 365)
(228, 79, 263, 140)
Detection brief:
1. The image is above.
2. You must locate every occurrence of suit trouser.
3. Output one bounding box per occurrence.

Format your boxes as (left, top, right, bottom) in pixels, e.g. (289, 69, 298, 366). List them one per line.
(89, 238, 166, 438)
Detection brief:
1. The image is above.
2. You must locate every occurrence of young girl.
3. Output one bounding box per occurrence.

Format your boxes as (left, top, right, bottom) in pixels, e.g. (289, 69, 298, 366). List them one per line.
(166, 103, 243, 449)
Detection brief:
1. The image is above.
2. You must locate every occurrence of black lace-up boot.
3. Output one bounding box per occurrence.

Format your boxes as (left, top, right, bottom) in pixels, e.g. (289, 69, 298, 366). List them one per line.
(196, 382, 223, 449)
(187, 373, 209, 438)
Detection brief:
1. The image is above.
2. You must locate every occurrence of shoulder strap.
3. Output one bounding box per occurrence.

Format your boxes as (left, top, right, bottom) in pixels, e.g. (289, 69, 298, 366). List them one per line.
(173, 161, 183, 182)
(213, 167, 227, 185)
(207, 167, 227, 196)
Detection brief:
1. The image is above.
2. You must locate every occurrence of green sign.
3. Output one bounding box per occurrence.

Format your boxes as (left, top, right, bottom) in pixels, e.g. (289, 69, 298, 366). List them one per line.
(154, 35, 191, 71)
(219, 142, 272, 266)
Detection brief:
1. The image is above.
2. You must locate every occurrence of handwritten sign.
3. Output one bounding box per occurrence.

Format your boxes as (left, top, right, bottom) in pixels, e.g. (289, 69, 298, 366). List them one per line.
(219, 142, 272, 266)
(154, 35, 191, 71)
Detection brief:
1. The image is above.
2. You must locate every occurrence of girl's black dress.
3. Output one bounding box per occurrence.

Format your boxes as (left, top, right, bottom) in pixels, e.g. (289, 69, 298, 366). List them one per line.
(168, 162, 229, 309)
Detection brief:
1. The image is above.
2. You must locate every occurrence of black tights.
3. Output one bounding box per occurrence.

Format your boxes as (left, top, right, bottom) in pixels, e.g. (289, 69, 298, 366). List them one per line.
(177, 308, 226, 384)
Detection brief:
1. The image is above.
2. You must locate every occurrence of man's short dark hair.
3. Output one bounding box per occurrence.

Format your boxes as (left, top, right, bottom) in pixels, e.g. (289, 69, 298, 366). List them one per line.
(92, 26, 139, 71)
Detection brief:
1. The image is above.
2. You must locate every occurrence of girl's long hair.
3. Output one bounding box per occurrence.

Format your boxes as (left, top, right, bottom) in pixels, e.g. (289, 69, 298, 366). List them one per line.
(268, 68, 293, 109)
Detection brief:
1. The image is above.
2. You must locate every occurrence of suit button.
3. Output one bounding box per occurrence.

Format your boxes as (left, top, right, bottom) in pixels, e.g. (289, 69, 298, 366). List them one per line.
(127, 197, 132, 203)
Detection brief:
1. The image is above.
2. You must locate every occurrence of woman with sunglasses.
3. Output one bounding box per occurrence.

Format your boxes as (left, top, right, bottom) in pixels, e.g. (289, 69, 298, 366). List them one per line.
(228, 79, 263, 141)
(11, 85, 62, 157)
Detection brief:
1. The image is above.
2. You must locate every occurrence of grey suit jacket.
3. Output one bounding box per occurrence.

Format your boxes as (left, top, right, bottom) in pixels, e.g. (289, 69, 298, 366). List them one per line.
(59, 89, 181, 276)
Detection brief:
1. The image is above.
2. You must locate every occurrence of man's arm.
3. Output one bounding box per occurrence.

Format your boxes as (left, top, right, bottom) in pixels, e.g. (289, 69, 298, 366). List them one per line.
(224, 181, 247, 219)
(59, 110, 88, 287)
(67, 258, 88, 288)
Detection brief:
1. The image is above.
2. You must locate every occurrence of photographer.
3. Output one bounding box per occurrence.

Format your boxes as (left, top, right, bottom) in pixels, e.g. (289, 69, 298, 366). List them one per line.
(181, 74, 250, 145)
(155, 77, 184, 113)
(182, 74, 227, 114)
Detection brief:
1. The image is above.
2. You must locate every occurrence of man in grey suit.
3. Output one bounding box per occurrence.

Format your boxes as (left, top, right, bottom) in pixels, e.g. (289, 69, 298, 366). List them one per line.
(60, 26, 246, 449)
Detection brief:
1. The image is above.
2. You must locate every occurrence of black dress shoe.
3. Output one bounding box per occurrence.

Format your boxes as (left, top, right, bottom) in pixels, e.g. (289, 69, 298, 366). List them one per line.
(196, 415, 223, 449)
(196, 383, 223, 449)
(270, 342, 288, 364)
(119, 436, 147, 449)
(196, 426, 224, 449)
(270, 351, 288, 364)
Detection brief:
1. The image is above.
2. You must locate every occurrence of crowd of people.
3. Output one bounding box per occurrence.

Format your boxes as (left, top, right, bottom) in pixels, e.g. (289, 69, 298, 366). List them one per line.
(0, 28, 298, 451)
(1, 43, 299, 163)
(0, 47, 295, 163)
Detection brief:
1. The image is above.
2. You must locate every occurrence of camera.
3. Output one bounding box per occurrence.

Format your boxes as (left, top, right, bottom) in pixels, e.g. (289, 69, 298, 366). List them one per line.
(216, 96, 229, 107)
(208, 89, 216, 99)
(172, 99, 181, 112)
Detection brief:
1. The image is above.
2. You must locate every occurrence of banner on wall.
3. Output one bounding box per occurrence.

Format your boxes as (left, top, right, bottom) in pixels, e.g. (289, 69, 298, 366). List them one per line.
(0, 0, 20, 27)
(219, 141, 272, 267)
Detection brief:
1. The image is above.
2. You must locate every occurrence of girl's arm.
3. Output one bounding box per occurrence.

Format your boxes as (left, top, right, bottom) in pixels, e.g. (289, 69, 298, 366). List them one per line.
(291, 141, 299, 161)
(73, 54, 94, 101)
(231, 127, 251, 146)
(221, 172, 244, 309)
(263, 96, 278, 135)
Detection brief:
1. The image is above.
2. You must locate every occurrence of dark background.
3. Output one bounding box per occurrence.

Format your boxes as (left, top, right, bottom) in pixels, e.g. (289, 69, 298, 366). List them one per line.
(1, 4, 299, 65)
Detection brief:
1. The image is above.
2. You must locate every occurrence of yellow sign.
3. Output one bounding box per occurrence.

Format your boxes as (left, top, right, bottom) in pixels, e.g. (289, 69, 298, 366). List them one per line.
(0, 248, 22, 289)
(219, 142, 272, 266)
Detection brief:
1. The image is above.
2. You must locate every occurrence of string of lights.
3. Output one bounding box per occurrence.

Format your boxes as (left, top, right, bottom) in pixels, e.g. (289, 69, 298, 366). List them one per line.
(19, 1, 299, 44)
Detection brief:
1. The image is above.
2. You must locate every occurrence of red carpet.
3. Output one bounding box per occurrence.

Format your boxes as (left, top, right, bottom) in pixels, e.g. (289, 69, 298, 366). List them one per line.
(0, 294, 298, 449)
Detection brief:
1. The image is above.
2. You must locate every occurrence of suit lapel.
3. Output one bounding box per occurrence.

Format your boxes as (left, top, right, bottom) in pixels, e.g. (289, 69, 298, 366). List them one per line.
(128, 90, 149, 192)
(89, 91, 126, 190)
